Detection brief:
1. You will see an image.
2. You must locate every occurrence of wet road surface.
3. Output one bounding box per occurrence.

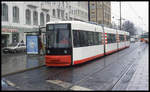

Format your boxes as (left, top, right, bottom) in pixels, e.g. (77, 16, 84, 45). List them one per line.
(2, 42, 149, 90)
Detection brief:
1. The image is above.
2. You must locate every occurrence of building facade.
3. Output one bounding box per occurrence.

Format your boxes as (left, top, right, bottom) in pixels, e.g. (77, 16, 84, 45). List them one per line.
(1, 1, 88, 48)
(89, 1, 111, 27)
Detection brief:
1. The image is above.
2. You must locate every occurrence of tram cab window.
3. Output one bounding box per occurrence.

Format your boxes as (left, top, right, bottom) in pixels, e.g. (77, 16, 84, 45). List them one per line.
(46, 24, 71, 48)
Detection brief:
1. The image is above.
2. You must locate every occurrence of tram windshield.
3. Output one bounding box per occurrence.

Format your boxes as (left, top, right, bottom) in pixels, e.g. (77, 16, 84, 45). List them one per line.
(46, 24, 71, 48)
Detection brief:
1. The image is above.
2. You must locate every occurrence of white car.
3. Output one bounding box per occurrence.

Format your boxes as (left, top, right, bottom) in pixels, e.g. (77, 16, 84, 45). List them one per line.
(2, 43, 26, 54)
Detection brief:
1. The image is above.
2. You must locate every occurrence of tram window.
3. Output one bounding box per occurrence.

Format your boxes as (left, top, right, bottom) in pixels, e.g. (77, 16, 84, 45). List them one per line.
(91, 32, 94, 45)
(127, 36, 130, 41)
(94, 32, 100, 45)
(112, 34, 116, 43)
(73, 30, 80, 47)
(88, 32, 93, 46)
(122, 35, 124, 41)
(86, 32, 90, 45)
(73, 30, 103, 47)
(83, 31, 88, 46)
(93, 32, 97, 45)
(111, 34, 115, 43)
(107, 34, 111, 43)
(76, 30, 81, 47)
(119, 35, 124, 42)
(110, 34, 112, 43)
(98, 32, 102, 45)
(107, 33, 116, 43)
(79, 31, 85, 47)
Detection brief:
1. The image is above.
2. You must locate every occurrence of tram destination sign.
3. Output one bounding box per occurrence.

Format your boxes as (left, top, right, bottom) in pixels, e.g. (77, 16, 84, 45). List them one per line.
(47, 24, 69, 30)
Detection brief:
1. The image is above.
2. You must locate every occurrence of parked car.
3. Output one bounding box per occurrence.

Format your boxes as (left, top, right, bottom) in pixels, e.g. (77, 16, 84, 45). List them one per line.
(2, 43, 26, 54)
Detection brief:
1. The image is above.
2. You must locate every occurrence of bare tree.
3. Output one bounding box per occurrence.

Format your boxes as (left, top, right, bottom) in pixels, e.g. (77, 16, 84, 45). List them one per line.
(122, 21, 137, 36)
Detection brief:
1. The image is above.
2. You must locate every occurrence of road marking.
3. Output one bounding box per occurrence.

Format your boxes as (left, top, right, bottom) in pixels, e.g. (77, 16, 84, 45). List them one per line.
(70, 85, 92, 91)
(5, 80, 16, 87)
(46, 79, 92, 90)
(46, 80, 72, 88)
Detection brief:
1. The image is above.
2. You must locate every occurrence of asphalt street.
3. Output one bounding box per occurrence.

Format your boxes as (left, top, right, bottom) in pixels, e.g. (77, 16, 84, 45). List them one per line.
(2, 42, 149, 91)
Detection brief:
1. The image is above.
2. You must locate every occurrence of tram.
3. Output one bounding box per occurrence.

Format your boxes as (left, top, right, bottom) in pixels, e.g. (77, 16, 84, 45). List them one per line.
(45, 21, 130, 66)
(140, 34, 149, 43)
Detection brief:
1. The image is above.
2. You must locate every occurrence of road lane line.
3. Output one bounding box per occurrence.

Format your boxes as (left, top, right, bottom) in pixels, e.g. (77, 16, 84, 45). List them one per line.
(70, 85, 92, 91)
(46, 80, 72, 88)
(46, 79, 93, 90)
(5, 80, 16, 87)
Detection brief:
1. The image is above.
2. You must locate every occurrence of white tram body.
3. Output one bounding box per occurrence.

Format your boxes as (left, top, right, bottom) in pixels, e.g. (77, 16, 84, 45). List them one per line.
(104, 27, 118, 55)
(71, 21, 104, 65)
(117, 30, 126, 50)
(125, 31, 130, 47)
(45, 21, 130, 66)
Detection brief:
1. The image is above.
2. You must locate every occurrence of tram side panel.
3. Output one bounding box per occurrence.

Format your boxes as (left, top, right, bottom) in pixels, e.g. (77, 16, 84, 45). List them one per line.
(73, 45, 104, 65)
(72, 23, 104, 65)
(126, 32, 130, 48)
(104, 28, 118, 55)
(117, 30, 126, 50)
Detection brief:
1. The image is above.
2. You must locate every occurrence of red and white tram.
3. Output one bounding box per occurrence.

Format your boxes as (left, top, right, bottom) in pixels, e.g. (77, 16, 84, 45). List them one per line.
(45, 21, 130, 66)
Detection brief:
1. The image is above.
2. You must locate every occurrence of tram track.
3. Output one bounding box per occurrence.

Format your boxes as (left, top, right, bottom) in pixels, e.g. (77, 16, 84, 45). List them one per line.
(109, 43, 142, 90)
(69, 42, 141, 90)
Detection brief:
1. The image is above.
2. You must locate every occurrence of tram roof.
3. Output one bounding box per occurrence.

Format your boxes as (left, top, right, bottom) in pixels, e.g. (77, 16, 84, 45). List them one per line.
(46, 21, 129, 35)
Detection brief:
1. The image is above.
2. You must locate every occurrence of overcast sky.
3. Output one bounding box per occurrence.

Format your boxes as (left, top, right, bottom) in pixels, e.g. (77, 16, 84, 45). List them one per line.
(111, 1, 148, 32)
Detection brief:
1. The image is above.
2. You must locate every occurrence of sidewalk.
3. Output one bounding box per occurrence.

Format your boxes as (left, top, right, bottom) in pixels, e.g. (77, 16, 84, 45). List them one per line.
(126, 44, 149, 90)
(2, 53, 45, 77)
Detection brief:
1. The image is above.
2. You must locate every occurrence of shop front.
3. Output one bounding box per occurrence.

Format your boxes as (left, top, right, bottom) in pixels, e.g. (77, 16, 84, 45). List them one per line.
(1, 28, 19, 48)
(2, 26, 38, 48)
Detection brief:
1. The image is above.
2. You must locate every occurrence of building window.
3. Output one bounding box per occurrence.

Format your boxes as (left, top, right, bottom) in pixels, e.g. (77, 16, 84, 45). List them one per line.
(91, 4, 95, 9)
(46, 14, 50, 23)
(40, 12, 45, 26)
(13, 6, 19, 23)
(53, 9, 55, 17)
(2, 3, 8, 21)
(26, 9, 31, 25)
(33, 11, 38, 25)
(61, 10, 64, 19)
(57, 9, 60, 18)
(65, 13, 68, 20)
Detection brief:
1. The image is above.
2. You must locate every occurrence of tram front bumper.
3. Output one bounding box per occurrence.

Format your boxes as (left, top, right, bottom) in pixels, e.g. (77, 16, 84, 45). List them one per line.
(45, 55, 71, 66)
